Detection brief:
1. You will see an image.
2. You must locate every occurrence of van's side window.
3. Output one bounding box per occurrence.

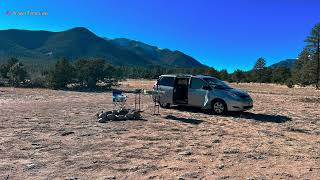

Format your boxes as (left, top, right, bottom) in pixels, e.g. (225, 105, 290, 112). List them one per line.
(158, 77, 174, 87)
(190, 78, 206, 89)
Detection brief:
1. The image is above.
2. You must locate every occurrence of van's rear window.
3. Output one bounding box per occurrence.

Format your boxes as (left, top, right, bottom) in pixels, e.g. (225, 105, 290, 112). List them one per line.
(158, 77, 174, 87)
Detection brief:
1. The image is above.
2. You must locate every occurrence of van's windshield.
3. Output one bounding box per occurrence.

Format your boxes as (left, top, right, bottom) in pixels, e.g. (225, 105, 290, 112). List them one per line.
(203, 78, 233, 89)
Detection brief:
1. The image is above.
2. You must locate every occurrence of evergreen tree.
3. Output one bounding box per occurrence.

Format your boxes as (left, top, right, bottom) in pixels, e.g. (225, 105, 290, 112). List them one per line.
(262, 68, 273, 83)
(74, 59, 106, 88)
(271, 67, 291, 84)
(0, 58, 19, 78)
(206, 68, 220, 78)
(0, 58, 28, 87)
(231, 69, 245, 83)
(292, 48, 311, 85)
(219, 69, 229, 81)
(48, 58, 75, 89)
(253, 57, 266, 83)
(299, 58, 318, 86)
(305, 23, 320, 89)
(8, 61, 28, 87)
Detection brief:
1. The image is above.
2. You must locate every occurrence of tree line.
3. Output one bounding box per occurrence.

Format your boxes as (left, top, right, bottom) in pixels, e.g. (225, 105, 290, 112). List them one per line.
(0, 23, 319, 90)
(0, 57, 308, 89)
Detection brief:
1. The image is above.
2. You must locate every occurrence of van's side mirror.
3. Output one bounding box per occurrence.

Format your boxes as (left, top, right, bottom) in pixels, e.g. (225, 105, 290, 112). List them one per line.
(202, 85, 212, 91)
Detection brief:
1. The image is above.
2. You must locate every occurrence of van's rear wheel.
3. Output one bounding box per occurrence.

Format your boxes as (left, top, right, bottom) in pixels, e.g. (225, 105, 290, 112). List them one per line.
(212, 100, 227, 115)
(160, 102, 170, 108)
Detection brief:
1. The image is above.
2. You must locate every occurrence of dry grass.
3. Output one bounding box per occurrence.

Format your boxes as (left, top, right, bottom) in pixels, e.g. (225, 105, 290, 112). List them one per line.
(0, 80, 319, 179)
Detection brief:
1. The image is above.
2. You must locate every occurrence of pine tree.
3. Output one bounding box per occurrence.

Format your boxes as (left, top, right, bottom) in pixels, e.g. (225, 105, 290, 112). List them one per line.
(7, 62, 28, 87)
(219, 69, 229, 81)
(253, 57, 266, 83)
(231, 69, 245, 83)
(0, 58, 19, 79)
(305, 23, 320, 89)
(206, 68, 220, 78)
(0, 58, 28, 87)
(292, 48, 311, 85)
(48, 58, 75, 89)
(271, 67, 291, 84)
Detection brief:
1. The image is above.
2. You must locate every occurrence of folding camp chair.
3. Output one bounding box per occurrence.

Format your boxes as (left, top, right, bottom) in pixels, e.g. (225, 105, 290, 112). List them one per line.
(112, 90, 128, 110)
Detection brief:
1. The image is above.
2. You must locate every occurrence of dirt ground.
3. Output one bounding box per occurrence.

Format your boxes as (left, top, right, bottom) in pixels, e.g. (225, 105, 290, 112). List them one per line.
(0, 80, 319, 179)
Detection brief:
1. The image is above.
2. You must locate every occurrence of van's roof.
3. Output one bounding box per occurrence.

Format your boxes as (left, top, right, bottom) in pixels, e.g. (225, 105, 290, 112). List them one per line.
(160, 74, 216, 79)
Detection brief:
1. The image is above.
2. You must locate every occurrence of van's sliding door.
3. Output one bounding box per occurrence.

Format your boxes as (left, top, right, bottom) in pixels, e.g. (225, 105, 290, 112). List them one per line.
(188, 78, 207, 107)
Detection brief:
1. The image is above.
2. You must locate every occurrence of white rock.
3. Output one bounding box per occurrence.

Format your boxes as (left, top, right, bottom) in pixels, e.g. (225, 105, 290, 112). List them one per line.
(98, 118, 107, 123)
(116, 115, 126, 121)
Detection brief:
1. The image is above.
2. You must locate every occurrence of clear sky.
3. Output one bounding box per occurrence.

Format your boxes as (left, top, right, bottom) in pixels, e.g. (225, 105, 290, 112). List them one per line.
(1, 0, 319, 72)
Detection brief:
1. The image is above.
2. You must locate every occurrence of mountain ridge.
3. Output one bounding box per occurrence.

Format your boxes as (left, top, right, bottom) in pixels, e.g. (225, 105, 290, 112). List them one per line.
(0, 27, 205, 68)
(269, 59, 296, 69)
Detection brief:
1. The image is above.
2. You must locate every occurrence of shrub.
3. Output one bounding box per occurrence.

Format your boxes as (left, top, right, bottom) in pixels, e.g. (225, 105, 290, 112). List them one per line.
(285, 79, 294, 88)
(48, 58, 75, 89)
(25, 76, 48, 88)
(0, 78, 6, 87)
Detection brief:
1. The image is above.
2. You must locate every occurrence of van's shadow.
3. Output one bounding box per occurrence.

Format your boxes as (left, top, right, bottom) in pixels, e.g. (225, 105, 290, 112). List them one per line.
(165, 115, 204, 125)
(227, 112, 291, 123)
(168, 106, 291, 123)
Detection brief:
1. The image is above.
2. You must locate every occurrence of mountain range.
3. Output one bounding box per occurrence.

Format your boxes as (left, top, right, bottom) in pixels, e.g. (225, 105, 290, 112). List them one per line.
(269, 59, 296, 69)
(0, 27, 205, 67)
(0, 27, 298, 71)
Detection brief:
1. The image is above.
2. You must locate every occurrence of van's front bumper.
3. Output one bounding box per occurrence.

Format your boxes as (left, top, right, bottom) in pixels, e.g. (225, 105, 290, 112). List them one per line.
(227, 98, 253, 111)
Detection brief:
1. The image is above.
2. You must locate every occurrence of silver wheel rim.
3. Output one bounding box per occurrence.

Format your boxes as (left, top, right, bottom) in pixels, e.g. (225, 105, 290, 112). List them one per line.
(161, 102, 168, 107)
(214, 102, 224, 113)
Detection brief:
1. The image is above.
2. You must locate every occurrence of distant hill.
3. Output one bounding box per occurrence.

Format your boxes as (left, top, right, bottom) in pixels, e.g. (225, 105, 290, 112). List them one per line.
(269, 59, 296, 69)
(0, 27, 205, 67)
(111, 38, 205, 67)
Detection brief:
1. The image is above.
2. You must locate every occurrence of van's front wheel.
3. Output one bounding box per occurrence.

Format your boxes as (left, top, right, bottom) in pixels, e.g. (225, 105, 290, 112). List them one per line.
(212, 100, 227, 115)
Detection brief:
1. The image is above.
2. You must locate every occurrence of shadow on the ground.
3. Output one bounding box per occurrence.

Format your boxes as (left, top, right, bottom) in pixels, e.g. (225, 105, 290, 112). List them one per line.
(167, 106, 291, 123)
(61, 87, 113, 93)
(61, 87, 143, 94)
(169, 106, 204, 113)
(228, 112, 291, 123)
(165, 115, 204, 125)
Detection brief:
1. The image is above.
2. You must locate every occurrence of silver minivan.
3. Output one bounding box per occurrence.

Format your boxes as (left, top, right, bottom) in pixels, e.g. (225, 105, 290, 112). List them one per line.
(153, 74, 253, 114)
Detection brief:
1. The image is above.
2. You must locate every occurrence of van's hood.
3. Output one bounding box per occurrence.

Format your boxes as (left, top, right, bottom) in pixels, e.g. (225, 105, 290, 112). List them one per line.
(227, 88, 251, 98)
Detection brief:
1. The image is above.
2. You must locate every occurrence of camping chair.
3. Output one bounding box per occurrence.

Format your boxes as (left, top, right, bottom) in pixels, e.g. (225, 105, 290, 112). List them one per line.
(112, 90, 128, 110)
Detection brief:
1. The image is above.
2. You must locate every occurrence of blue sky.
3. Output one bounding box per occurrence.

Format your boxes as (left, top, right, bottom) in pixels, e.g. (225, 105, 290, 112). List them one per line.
(1, 0, 319, 72)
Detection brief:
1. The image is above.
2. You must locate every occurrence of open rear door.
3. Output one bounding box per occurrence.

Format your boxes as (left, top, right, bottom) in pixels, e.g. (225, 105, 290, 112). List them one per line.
(157, 76, 175, 105)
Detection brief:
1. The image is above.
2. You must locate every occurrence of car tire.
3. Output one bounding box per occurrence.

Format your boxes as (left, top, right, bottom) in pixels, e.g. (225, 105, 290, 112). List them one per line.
(160, 102, 170, 108)
(211, 100, 227, 115)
